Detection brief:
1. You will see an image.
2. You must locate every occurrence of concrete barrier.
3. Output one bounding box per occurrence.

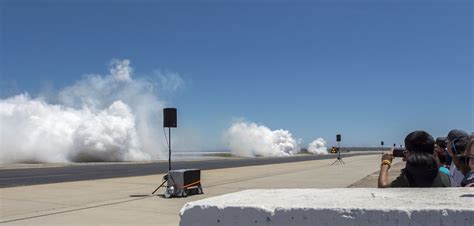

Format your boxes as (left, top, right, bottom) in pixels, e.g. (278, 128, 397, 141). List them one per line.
(180, 188, 474, 226)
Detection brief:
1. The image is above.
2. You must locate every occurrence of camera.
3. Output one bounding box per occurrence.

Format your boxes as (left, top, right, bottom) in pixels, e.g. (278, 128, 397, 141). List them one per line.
(392, 147, 406, 157)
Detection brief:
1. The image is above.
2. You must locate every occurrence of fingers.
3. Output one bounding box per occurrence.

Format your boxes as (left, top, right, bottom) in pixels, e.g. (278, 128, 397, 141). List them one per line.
(381, 153, 394, 162)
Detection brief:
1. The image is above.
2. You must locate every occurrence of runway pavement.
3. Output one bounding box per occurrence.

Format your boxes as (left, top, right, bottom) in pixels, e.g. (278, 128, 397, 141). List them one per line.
(0, 152, 378, 188)
(0, 154, 386, 225)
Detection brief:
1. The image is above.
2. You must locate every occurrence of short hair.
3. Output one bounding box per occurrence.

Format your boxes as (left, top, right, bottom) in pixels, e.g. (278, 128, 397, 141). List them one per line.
(404, 130, 435, 154)
(435, 137, 447, 149)
(405, 152, 439, 187)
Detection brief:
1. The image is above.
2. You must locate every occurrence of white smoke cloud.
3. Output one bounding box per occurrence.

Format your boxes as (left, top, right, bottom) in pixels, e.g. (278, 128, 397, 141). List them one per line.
(307, 138, 328, 155)
(109, 59, 132, 81)
(156, 70, 185, 92)
(0, 59, 182, 163)
(224, 121, 300, 157)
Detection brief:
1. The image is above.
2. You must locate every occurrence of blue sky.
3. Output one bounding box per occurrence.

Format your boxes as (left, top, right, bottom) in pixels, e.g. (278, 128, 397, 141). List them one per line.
(1, 0, 472, 148)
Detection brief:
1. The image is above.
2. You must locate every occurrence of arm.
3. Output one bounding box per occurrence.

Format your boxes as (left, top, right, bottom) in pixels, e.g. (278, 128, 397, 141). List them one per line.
(378, 164, 391, 188)
(378, 153, 394, 188)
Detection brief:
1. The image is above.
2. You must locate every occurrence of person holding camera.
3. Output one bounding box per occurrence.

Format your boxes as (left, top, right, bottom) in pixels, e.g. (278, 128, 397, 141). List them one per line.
(378, 130, 450, 188)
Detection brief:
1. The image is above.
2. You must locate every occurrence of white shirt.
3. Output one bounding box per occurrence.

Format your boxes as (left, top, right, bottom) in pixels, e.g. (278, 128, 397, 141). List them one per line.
(449, 162, 464, 187)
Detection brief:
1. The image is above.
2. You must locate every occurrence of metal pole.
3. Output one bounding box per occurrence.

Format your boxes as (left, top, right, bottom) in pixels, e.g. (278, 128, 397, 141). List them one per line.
(169, 127, 171, 171)
(338, 141, 341, 159)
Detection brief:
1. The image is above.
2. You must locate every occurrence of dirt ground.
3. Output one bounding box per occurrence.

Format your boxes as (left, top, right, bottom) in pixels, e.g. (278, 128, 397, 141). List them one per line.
(349, 160, 405, 188)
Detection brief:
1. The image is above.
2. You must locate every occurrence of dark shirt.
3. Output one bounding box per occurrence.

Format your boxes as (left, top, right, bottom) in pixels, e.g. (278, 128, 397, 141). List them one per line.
(391, 169, 450, 187)
(461, 171, 474, 187)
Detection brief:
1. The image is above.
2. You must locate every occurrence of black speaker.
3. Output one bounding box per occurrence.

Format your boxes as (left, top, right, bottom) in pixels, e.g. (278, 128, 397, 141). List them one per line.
(336, 134, 341, 142)
(381, 141, 384, 146)
(163, 108, 177, 128)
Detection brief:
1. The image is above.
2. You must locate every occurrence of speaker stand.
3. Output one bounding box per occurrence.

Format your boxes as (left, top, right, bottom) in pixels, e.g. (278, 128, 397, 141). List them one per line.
(152, 127, 172, 195)
(152, 175, 168, 195)
(331, 141, 345, 165)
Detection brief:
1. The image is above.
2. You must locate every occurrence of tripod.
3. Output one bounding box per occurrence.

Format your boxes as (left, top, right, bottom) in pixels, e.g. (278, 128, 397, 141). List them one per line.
(152, 175, 168, 195)
(331, 141, 345, 165)
(152, 127, 172, 195)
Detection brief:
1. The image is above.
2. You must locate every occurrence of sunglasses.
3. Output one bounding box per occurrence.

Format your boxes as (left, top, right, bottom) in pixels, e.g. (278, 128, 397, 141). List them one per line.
(445, 139, 454, 145)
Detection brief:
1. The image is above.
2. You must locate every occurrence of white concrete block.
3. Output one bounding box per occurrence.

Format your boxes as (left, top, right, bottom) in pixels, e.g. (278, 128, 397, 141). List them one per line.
(180, 188, 474, 226)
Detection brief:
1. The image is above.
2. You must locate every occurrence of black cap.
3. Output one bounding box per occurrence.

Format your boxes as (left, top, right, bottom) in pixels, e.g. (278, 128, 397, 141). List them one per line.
(446, 129, 469, 141)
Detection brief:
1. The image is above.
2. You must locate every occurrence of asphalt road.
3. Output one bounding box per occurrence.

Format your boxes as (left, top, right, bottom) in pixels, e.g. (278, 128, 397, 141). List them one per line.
(0, 152, 379, 188)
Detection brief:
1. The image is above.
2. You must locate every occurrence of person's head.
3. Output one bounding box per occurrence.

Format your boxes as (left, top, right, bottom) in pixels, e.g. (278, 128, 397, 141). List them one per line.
(405, 152, 439, 187)
(446, 129, 469, 157)
(404, 131, 435, 155)
(435, 148, 447, 165)
(435, 137, 447, 149)
(466, 138, 474, 172)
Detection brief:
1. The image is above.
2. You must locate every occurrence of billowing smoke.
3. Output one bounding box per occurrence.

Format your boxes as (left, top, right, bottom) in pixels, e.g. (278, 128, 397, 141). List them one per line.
(224, 121, 300, 157)
(0, 59, 181, 163)
(307, 138, 328, 155)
